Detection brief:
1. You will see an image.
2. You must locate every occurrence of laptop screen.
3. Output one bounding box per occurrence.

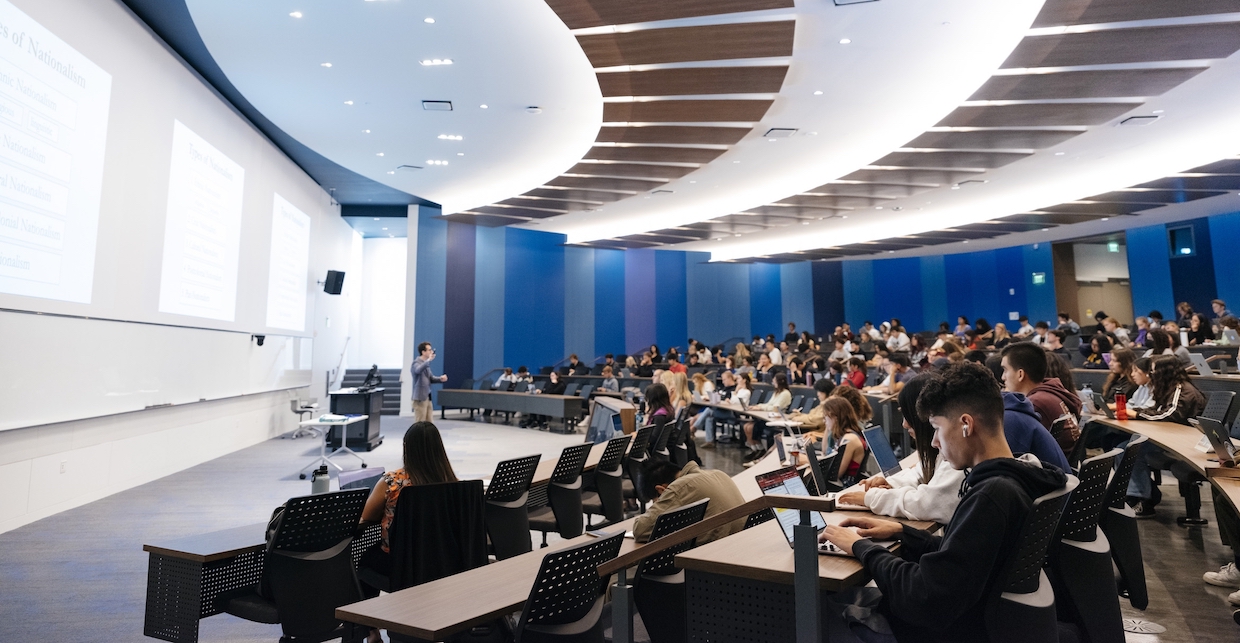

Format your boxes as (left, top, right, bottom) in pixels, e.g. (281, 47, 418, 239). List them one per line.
(755, 466, 826, 545)
(862, 426, 902, 476)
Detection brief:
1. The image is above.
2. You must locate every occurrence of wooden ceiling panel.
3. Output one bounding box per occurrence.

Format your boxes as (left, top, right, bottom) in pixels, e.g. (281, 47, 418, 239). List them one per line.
(568, 162, 696, 180)
(544, 0, 793, 30)
(547, 176, 666, 192)
(1032, 0, 1240, 28)
(1136, 176, 1240, 191)
(603, 99, 773, 123)
(597, 66, 788, 97)
(597, 125, 750, 145)
(623, 233, 701, 244)
(584, 146, 724, 164)
(841, 168, 984, 185)
(937, 103, 1135, 128)
(578, 21, 795, 68)
(522, 188, 628, 203)
(1187, 159, 1240, 174)
(969, 221, 1059, 233)
(872, 151, 1030, 170)
(971, 68, 1207, 101)
(472, 206, 561, 219)
(1003, 212, 1114, 225)
(601, 238, 664, 249)
(905, 130, 1082, 150)
(1002, 24, 1240, 69)
(1041, 202, 1157, 215)
(805, 183, 931, 198)
(777, 194, 884, 208)
(718, 212, 800, 225)
(648, 228, 716, 241)
(500, 198, 599, 212)
(1085, 189, 1228, 204)
(443, 213, 523, 227)
(744, 206, 844, 218)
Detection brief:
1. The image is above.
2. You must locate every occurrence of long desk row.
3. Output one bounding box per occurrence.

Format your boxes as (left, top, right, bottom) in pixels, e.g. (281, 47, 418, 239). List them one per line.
(1094, 416, 1240, 513)
(1073, 368, 1240, 400)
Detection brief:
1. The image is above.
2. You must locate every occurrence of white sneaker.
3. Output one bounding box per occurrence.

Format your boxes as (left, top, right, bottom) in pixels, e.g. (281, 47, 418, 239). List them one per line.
(1229, 589, 1240, 607)
(1205, 563, 1240, 588)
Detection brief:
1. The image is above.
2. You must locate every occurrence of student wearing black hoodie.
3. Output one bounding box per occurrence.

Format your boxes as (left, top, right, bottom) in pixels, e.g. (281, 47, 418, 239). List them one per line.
(821, 362, 1068, 643)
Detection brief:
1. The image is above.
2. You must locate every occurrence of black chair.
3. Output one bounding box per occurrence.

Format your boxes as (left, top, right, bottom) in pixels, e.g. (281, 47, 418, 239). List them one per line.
(1048, 450, 1125, 643)
(743, 508, 776, 530)
(634, 499, 711, 643)
(220, 489, 369, 643)
(982, 475, 1078, 643)
(1176, 392, 1234, 527)
(529, 443, 591, 547)
(807, 449, 845, 495)
(1099, 434, 1150, 610)
(669, 409, 691, 467)
(800, 396, 816, 413)
(649, 420, 674, 463)
(564, 383, 580, 397)
(624, 426, 655, 512)
(583, 435, 633, 528)
(484, 454, 541, 560)
(789, 394, 803, 413)
(513, 532, 625, 643)
(515, 381, 530, 393)
(578, 385, 594, 399)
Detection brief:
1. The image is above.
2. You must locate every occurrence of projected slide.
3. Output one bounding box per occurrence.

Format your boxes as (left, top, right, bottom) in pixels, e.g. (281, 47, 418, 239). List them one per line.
(0, 0, 111, 304)
(158, 120, 245, 321)
(265, 194, 310, 331)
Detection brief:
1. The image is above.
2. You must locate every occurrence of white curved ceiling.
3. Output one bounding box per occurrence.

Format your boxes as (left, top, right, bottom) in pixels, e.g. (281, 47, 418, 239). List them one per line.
(185, 0, 601, 214)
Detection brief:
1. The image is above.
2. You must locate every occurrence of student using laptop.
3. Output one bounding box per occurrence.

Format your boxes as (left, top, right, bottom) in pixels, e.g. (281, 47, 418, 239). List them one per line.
(787, 377, 837, 435)
(835, 375, 964, 525)
(819, 362, 1069, 643)
(818, 397, 868, 487)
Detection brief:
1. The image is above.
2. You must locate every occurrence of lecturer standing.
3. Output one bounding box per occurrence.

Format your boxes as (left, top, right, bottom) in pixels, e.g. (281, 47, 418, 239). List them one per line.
(410, 342, 448, 422)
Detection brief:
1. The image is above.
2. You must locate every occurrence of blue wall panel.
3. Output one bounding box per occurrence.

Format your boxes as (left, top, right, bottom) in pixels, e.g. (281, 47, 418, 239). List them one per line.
(748, 263, 783, 340)
(654, 251, 689, 351)
(687, 255, 749, 345)
(625, 249, 657, 354)
(413, 206, 447, 398)
(842, 260, 875, 326)
(503, 228, 565, 372)
(564, 247, 596, 360)
(780, 262, 814, 335)
(968, 251, 1001, 326)
(473, 226, 506, 378)
(1168, 217, 1218, 316)
(1126, 224, 1175, 319)
(994, 247, 1026, 328)
(1210, 211, 1240, 310)
(919, 256, 948, 332)
(594, 248, 626, 357)
(442, 222, 476, 389)
(811, 261, 845, 336)
(943, 254, 972, 326)
(870, 257, 923, 329)
(1023, 244, 1056, 324)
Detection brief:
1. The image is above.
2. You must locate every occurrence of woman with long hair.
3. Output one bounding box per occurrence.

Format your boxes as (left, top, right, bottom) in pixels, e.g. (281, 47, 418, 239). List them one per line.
(659, 370, 692, 415)
(954, 315, 971, 339)
(837, 375, 965, 524)
(831, 384, 874, 426)
(359, 422, 458, 582)
(1102, 347, 1138, 403)
(908, 334, 929, 367)
(742, 373, 791, 463)
(991, 323, 1012, 349)
(1139, 356, 1206, 425)
(1083, 334, 1114, 369)
(1187, 312, 1215, 346)
(819, 397, 867, 487)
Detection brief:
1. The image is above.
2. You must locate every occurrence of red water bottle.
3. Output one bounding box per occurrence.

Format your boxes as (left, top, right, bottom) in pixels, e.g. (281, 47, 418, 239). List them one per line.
(1115, 394, 1128, 421)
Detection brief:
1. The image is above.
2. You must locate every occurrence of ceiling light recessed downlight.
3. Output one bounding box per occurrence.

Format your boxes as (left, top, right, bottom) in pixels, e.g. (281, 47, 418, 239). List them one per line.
(813, 90, 824, 96)
(363, 129, 371, 133)
(424, 17, 435, 23)
(289, 11, 302, 18)
(427, 160, 449, 166)
(420, 59, 453, 66)
(373, 218, 380, 221)
(839, 38, 852, 44)
(526, 106, 542, 114)
(320, 62, 332, 67)
(437, 134, 463, 140)
(457, 152, 464, 156)
(479, 104, 488, 109)
(343, 100, 354, 105)
(422, 100, 453, 111)
(376, 152, 384, 156)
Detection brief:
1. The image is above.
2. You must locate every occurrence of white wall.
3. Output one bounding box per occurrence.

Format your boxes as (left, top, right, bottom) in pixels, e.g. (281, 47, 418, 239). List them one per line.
(355, 237, 408, 369)
(0, 0, 358, 533)
(1074, 243, 1130, 283)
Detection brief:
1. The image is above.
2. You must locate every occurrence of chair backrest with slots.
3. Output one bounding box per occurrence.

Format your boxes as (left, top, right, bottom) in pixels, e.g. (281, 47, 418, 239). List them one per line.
(744, 507, 775, 530)
(598, 435, 632, 473)
(485, 454, 541, 503)
(268, 489, 369, 554)
(999, 476, 1078, 596)
(551, 443, 591, 486)
(1204, 390, 1236, 426)
(1056, 449, 1121, 543)
(1104, 434, 1147, 511)
(629, 426, 653, 462)
(637, 499, 710, 579)
(516, 532, 625, 634)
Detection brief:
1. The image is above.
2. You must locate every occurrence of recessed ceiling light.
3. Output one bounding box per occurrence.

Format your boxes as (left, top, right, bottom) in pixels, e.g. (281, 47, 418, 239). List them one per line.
(386, 171, 394, 174)
(689, 180, 696, 184)
(363, 129, 371, 133)
(437, 134, 463, 140)
(734, 233, 741, 237)
(841, 215, 848, 219)
(802, 221, 810, 225)
(480, 104, 488, 109)
(373, 218, 379, 221)
(344, 100, 354, 105)
(839, 38, 852, 44)
(1041, 228, 1049, 232)
(962, 240, 969, 244)
(1054, 152, 1065, 156)
(382, 227, 388, 231)
(289, 11, 302, 18)
(1101, 217, 1109, 221)
(1153, 110, 1164, 114)
(950, 185, 960, 190)
(732, 160, 740, 164)
(376, 152, 384, 156)
(424, 17, 435, 23)
(888, 250, 894, 254)
(813, 90, 823, 96)
(420, 59, 453, 66)
(457, 152, 464, 156)
(427, 160, 448, 166)
(875, 206, 883, 210)
(321, 62, 332, 67)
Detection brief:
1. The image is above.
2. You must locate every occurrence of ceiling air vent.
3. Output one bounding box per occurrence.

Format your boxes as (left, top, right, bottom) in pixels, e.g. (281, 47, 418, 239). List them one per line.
(422, 100, 453, 111)
(764, 128, 797, 138)
(1118, 115, 1160, 127)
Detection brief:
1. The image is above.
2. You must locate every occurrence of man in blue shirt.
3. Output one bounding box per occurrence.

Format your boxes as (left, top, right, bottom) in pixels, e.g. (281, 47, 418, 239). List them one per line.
(410, 342, 447, 422)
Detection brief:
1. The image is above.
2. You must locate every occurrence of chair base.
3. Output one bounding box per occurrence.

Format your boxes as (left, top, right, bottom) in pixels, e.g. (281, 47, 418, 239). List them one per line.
(1176, 516, 1209, 527)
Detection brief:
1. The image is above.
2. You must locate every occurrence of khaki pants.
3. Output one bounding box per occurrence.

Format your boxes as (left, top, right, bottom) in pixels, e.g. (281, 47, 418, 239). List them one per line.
(412, 399, 433, 423)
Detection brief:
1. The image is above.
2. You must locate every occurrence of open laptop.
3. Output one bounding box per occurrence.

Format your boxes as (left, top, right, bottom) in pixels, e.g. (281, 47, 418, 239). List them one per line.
(1189, 352, 1215, 377)
(1200, 417, 1238, 467)
(755, 465, 892, 557)
(862, 425, 903, 477)
(1090, 392, 1116, 420)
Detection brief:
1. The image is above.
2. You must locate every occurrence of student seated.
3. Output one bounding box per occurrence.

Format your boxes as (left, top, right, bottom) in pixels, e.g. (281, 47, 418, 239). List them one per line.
(816, 397, 868, 487)
(999, 342, 1081, 457)
(633, 460, 746, 544)
(788, 377, 836, 434)
(820, 362, 1068, 643)
(835, 375, 965, 525)
(1082, 334, 1113, 369)
(864, 353, 914, 396)
(1125, 356, 1207, 517)
(742, 373, 792, 463)
(599, 366, 619, 392)
(832, 384, 875, 427)
(844, 356, 868, 388)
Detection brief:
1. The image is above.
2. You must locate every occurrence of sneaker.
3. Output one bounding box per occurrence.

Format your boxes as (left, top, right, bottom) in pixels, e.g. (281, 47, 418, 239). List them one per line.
(743, 448, 767, 462)
(1134, 501, 1156, 519)
(1205, 563, 1240, 588)
(1229, 589, 1240, 608)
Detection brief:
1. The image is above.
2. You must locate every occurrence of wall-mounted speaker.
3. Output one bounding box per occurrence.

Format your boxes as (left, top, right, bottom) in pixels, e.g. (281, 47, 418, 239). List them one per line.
(323, 270, 345, 295)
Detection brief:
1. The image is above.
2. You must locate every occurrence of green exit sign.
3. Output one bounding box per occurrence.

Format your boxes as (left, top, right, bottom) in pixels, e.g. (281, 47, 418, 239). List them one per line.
(1108, 241, 1119, 253)
(1032, 272, 1046, 285)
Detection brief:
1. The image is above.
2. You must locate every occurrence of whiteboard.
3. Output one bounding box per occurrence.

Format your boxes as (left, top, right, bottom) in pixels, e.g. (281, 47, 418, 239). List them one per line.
(0, 309, 312, 431)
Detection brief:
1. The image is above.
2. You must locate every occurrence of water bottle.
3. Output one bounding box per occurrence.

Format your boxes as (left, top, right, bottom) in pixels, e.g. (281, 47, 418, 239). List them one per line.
(311, 465, 330, 494)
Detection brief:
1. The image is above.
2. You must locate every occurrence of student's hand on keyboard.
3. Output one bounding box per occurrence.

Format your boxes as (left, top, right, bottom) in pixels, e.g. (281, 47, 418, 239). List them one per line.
(838, 490, 866, 507)
(819, 524, 862, 556)
(860, 475, 890, 490)
(839, 516, 903, 540)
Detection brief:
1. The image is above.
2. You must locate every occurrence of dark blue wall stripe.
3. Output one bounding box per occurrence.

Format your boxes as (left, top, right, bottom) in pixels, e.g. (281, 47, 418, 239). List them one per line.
(871, 257, 923, 329)
(442, 222, 476, 389)
(594, 248, 627, 357)
(1126, 224, 1175, 319)
(686, 255, 750, 346)
(749, 263, 783, 340)
(842, 261, 875, 327)
(413, 206, 447, 403)
(473, 226, 505, 379)
(564, 247, 596, 360)
(1023, 244, 1057, 325)
(811, 261, 845, 337)
(1168, 217, 1218, 316)
(624, 249, 657, 354)
(919, 256, 948, 332)
(780, 263, 814, 336)
(655, 251, 689, 352)
(503, 228, 565, 373)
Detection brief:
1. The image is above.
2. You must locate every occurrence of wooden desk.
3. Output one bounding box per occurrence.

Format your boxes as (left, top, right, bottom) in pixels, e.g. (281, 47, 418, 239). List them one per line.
(142, 523, 380, 643)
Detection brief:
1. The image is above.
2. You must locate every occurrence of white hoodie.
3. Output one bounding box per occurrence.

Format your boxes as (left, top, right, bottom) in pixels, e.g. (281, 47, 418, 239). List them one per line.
(863, 456, 966, 525)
